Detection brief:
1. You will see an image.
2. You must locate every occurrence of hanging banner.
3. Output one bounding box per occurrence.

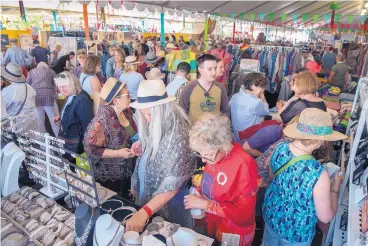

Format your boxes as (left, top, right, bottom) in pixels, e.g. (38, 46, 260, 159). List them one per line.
(348, 15, 353, 24)
(354, 30, 358, 35)
(240, 12, 245, 20)
(259, 13, 266, 22)
(348, 29, 351, 34)
(323, 14, 330, 23)
(291, 14, 298, 23)
(230, 13, 235, 19)
(101, 7, 106, 26)
(221, 13, 227, 18)
(281, 13, 287, 22)
(18, 0, 27, 22)
(52, 11, 57, 31)
(212, 13, 218, 20)
(249, 13, 256, 21)
(268, 13, 275, 22)
(302, 14, 308, 22)
(334, 14, 341, 23)
(313, 14, 319, 23)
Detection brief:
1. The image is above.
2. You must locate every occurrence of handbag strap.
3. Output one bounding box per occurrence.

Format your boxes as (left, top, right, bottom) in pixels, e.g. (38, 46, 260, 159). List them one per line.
(15, 84, 28, 116)
(274, 154, 315, 176)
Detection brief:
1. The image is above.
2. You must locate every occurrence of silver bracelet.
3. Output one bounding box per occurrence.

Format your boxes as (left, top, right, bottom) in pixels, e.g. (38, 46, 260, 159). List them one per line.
(54, 211, 70, 222)
(100, 199, 124, 213)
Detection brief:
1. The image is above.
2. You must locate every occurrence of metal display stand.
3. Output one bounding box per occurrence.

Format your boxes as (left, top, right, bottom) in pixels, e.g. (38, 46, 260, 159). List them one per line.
(323, 77, 368, 246)
(58, 148, 101, 210)
(25, 130, 68, 198)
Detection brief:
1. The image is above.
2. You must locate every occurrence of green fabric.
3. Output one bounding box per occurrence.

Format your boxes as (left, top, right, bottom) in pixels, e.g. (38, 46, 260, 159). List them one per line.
(275, 154, 315, 176)
(124, 123, 136, 138)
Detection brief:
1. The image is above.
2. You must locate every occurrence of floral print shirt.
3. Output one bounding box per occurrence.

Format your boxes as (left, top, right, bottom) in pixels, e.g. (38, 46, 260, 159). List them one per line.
(83, 105, 137, 182)
(262, 141, 325, 243)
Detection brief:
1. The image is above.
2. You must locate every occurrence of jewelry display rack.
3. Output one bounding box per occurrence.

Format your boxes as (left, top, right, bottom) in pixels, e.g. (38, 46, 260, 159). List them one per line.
(24, 130, 68, 199)
(324, 77, 368, 246)
(58, 148, 102, 210)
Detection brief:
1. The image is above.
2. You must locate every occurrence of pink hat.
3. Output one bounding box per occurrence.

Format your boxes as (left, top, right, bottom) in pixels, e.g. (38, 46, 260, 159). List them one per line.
(305, 61, 321, 74)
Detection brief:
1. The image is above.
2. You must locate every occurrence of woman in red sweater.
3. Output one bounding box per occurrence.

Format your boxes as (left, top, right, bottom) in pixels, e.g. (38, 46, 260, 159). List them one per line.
(185, 113, 259, 246)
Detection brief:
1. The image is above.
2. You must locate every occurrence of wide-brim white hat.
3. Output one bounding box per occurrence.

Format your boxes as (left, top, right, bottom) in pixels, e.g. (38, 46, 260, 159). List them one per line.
(130, 79, 176, 109)
(1, 63, 25, 83)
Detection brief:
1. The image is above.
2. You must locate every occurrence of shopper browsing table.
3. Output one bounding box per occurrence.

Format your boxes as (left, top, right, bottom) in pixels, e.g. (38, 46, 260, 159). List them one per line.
(83, 78, 136, 197)
(328, 54, 350, 89)
(126, 79, 196, 232)
(79, 55, 102, 96)
(262, 108, 346, 245)
(53, 72, 93, 155)
(185, 113, 258, 246)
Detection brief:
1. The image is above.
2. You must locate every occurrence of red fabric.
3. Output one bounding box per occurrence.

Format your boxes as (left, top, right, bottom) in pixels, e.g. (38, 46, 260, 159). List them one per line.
(238, 120, 279, 140)
(138, 63, 148, 76)
(305, 61, 321, 74)
(198, 143, 259, 246)
(21, 66, 28, 78)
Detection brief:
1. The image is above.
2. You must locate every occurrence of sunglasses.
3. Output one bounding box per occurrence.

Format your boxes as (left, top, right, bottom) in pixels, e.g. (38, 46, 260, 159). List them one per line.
(204, 92, 211, 106)
(193, 150, 219, 162)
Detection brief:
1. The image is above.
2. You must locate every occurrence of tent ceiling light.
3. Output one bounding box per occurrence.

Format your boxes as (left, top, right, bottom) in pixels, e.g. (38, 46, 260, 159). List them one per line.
(365, 3, 368, 8)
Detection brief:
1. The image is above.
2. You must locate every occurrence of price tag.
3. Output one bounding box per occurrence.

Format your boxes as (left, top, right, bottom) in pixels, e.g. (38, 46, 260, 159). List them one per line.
(339, 210, 348, 231)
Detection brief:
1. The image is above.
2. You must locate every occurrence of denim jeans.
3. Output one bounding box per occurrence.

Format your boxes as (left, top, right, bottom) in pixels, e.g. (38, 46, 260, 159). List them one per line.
(262, 222, 312, 246)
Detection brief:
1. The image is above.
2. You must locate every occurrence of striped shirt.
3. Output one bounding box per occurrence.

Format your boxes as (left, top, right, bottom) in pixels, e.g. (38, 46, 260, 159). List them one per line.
(2, 46, 33, 67)
(26, 67, 57, 106)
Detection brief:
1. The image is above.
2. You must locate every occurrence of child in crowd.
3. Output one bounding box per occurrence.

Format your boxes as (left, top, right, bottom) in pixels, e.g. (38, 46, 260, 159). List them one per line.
(166, 61, 190, 97)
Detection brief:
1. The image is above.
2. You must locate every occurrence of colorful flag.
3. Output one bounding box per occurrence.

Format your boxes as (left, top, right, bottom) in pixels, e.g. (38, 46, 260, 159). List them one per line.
(260, 13, 266, 22)
(323, 14, 330, 23)
(302, 14, 308, 22)
(249, 13, 256, 21)
(291, 13, 298, 22)
(269, 13, 275, 22)
(313, 14, 319, 23)
(281, 13, 287, 22)
(347, 15, 353, 24)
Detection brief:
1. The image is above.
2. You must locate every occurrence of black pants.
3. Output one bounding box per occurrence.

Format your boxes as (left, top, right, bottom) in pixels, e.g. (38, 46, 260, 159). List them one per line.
(98, 177, 132, 200)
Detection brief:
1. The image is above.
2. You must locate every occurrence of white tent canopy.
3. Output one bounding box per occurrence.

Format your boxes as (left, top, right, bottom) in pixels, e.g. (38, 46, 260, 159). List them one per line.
(1, 1, 366, 26)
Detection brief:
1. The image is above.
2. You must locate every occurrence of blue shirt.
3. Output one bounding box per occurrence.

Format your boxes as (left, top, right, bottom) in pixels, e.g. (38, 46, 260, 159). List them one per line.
(30, 46, 50, 64)
(229, 90, 269, 142)
(106, 57, 115, 79)
(80, 73, 97, 96)
(2, 46, 32, 67)
(166, 75, 188, 97)
(118, 71, 144, 100)
(262, 141, 325, 243)
(322, 52, 336, 70)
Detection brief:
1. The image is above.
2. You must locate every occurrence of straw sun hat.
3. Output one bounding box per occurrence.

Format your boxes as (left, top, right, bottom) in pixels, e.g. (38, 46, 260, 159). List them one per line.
(1, 63, 25, 83)
(283, 108, 347, 141)
(130, 79, 176, 109)
(124, 55, 139, 65)
(100, 77, 126, 104)
(145, 68, 165, 80)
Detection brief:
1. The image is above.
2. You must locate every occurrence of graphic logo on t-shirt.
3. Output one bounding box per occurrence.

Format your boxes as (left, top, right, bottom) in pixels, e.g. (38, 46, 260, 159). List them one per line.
(200, 95, 216, 112)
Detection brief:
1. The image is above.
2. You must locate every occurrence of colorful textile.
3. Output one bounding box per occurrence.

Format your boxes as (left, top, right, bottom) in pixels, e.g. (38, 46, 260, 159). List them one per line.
(297, 122, 333, 135)
(238, 120, 279, 140)
(166, 50, 197, 80)
(207, 48, 233, 84)
(199, 143, 258, 246)
(263, 141, 325, 243)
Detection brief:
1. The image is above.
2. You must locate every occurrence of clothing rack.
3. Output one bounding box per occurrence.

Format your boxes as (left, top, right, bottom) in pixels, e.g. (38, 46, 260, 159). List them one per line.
(324, 77, 368, 246)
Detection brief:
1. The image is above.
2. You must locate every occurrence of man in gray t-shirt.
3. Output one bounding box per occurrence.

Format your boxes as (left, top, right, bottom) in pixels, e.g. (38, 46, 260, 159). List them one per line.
(322, 47, 336, 71)
(329, 55, 350, 89)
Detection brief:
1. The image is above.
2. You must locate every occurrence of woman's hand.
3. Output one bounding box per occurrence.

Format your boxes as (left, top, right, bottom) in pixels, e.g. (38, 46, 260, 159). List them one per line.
(131, 140, 142, 156)
(117, 148, 135, 158)
(52, 115, 61, 123)
(184, 191, 209, 210)
(331, 170, 344, 192)
(276, 101, 285, 110)
(125, 209, 149, 232)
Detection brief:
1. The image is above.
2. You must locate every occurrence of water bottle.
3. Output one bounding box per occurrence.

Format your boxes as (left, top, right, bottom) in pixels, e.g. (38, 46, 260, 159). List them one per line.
(189, 187, 205, 219)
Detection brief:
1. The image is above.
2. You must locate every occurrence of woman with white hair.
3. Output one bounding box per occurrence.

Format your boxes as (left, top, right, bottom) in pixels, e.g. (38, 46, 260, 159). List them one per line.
(184, 113, 259, 246)
(26, 62, 59, 136)
(53, 72, 94, 154)
(126, 79, 196, 232)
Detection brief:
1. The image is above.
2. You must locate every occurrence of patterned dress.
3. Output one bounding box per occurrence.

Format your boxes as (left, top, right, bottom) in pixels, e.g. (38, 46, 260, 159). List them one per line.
(262, 141, 325, 243)
(83, 105, 136, 183)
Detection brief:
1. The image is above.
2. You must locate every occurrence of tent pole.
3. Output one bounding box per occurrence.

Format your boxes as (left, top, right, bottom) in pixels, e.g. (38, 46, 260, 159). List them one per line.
(83, 3, 90, 40)
(160, 9, 165, 47)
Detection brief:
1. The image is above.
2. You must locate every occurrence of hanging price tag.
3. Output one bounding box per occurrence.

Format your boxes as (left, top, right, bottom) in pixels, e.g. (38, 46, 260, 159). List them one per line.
(339, 210, 348, 231)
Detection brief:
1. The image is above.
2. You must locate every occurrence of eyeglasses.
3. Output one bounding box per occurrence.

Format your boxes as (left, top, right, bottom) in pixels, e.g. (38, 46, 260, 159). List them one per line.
(193, 150, 219, 162)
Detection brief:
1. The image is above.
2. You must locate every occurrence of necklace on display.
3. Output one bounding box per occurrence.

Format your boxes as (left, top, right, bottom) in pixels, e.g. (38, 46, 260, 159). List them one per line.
(93, 222, 122, 246)
(74, 209, 94, 246)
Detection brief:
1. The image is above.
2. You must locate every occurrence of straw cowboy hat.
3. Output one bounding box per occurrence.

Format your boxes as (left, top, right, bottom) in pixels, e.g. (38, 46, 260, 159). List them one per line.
(144, 51, 163, 64)
(145, 68, 165, 80)
(124, 56, 139, 65)
(130, 79, 176, 109)
(166, 43, 176, 49)
(283, 108, 347, 141)
(1, 63, 25, 83)
(99, 77, 126, 104)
